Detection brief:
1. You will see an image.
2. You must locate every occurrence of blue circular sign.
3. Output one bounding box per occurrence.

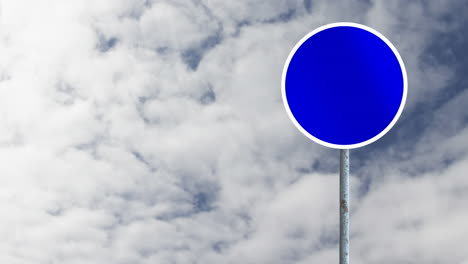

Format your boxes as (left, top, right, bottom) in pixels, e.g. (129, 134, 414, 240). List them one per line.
(282, 22, 407, 149)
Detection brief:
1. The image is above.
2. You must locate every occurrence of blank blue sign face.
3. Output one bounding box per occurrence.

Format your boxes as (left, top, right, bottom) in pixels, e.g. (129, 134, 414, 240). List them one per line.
(282, 23, 407, 149)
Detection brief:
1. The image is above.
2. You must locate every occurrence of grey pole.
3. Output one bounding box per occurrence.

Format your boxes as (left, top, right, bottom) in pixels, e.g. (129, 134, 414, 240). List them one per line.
(340, 149, 349, 264)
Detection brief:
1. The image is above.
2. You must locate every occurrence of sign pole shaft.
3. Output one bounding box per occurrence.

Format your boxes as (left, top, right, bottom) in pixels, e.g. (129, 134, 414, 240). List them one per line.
(340, 149, 350, 264)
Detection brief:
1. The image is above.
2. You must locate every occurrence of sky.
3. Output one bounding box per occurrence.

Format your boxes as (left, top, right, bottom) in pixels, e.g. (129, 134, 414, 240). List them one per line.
(0, 0, 467, 263)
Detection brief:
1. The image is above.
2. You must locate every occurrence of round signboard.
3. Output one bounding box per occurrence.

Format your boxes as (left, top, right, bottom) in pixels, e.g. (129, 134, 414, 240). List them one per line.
(282, 22, 407, 149)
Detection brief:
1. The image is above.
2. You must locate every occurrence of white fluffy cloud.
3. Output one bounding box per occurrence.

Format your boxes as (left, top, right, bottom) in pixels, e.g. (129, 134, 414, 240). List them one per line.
(0, 0, 467, 263)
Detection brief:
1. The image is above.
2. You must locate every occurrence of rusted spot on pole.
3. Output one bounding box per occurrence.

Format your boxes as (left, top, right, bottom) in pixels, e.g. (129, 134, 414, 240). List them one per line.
(340, 199, 348, 213)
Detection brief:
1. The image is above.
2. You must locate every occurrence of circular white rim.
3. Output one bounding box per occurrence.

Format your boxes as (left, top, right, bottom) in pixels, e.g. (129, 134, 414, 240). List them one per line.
(281, 22, 408, 149)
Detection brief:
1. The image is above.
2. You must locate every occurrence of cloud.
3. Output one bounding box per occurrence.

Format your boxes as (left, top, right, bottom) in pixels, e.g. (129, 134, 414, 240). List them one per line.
(0, 0, 467, 263)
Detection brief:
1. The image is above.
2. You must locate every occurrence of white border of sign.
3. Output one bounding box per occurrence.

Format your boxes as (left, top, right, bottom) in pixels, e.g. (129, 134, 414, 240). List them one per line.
(281, 22, 408, 149)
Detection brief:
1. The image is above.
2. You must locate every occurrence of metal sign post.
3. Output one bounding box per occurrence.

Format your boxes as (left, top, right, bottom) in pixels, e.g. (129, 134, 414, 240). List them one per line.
(340, 149, 349, 264)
